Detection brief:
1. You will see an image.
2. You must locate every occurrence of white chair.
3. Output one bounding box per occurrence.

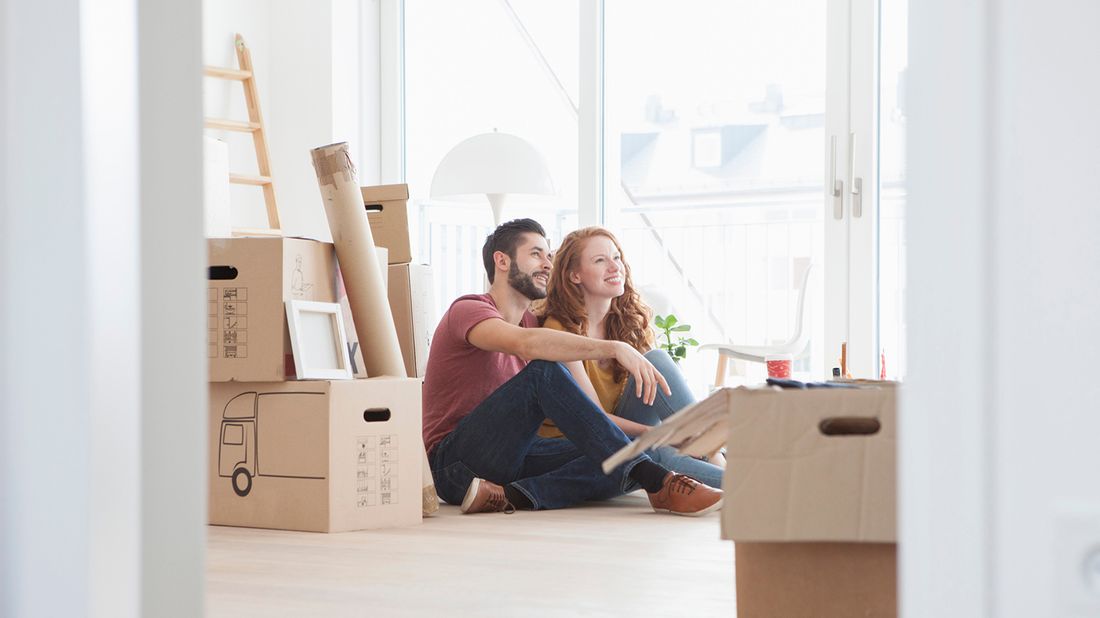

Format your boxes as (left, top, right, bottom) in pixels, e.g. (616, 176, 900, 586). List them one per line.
(700, 262, 814, 387)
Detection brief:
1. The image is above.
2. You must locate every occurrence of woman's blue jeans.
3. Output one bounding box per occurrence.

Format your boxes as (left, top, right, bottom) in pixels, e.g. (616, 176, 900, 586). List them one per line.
(614, 349, 724, 489)
(429, 360, 655, 510)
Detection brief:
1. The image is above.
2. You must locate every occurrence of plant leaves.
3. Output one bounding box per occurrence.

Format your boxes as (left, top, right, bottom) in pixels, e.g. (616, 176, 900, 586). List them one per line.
(654, 315, 666, 328)
(664, 314, 678, 328)
(684, 338, 699, 346)
(671, 324, 691, 332)
(675, 345, 686, 358)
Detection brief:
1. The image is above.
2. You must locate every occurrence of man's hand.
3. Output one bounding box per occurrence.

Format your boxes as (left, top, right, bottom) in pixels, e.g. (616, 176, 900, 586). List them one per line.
(614, 342, 671, 405)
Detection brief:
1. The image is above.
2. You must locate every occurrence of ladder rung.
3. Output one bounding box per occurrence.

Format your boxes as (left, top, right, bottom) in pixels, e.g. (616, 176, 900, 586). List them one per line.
(204, 118, 260, 132)
(203, 66, 252, 80)
(228, 173, 272, 186)
(232, 227, 283, 238)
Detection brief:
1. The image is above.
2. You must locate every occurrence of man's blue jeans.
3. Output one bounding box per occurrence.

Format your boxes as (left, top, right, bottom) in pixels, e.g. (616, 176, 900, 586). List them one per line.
(429, 360, 653, 510)
(614, 349, 724, 489)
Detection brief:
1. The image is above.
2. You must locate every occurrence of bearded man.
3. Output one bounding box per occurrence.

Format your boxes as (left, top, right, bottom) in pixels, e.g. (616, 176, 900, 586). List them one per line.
(422, 218, 723, 516)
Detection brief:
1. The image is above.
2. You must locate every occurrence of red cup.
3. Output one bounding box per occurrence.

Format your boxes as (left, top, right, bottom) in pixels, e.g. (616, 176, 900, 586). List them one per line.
(765, 354, 792, 379)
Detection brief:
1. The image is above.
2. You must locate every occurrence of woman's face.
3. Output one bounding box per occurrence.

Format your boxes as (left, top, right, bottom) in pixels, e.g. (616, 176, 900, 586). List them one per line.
(569, 235, 626, 301)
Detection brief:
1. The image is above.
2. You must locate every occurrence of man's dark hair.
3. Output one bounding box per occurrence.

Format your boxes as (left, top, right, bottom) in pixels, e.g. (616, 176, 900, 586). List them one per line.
(481, 218, 546, 283)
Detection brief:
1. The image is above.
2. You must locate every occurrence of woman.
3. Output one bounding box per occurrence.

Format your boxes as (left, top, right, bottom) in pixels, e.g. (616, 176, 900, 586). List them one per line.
(538, 226, 724, 489)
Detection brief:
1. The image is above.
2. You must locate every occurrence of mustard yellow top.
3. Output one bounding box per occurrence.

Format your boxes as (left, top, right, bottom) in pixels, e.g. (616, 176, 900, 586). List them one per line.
(538, 316, 627, 438)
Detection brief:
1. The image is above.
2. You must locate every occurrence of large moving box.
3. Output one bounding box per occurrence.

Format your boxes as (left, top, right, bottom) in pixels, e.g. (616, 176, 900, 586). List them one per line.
(208, 237, 336, 382)
(208, 377, 423, 532)
(722, 385, 898, 618)
(388, 263, 436, 378)
(361, 184, 411, 264)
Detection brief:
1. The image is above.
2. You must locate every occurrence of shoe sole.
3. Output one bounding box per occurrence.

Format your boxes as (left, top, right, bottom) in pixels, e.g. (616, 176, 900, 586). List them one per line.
(460, 478, 483, 514)
(652, 497, 724, 517)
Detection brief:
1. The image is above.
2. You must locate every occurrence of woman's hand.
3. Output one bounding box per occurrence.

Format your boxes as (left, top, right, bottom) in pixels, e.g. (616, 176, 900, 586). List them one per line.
(614, 342, 671, 405)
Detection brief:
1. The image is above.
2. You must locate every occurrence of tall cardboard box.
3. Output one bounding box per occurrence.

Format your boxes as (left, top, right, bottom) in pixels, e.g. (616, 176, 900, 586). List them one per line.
(387, 263, 436, 378)
(361, 184, 411, 264)
(208, 237, 336, 382)
(208, 377, 423, 533)
(722, 385, 898, 617)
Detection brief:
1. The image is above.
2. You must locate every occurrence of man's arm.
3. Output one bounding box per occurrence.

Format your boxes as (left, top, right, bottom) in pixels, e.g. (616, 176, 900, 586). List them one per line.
(468, 318, 670, 405)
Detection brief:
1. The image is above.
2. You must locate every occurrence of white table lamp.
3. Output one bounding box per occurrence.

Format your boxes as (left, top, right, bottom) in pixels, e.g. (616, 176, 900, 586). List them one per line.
(430, 131, 556, 226)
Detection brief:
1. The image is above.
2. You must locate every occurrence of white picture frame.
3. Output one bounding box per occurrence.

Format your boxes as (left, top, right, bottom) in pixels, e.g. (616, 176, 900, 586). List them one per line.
(285, 300, 354, 380)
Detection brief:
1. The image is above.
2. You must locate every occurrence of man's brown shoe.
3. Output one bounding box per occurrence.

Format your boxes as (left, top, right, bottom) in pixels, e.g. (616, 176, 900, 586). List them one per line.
(647, 473, 723, 516)
(460, 478, 516, 514)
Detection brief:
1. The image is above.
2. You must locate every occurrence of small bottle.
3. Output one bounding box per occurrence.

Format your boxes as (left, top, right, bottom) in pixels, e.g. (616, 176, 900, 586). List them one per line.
(832, 367, 841, 379)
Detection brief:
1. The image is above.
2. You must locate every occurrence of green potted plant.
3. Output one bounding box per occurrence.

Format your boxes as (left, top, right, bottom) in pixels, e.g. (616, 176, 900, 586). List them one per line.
(653, 313, 699, 364)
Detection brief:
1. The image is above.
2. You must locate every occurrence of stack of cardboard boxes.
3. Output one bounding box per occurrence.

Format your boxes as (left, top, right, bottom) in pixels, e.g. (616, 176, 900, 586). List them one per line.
(206, 184, 434, 533)
(361, 184, 437, 379)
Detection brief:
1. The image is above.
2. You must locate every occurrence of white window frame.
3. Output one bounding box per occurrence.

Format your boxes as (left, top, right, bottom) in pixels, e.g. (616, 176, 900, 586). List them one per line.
(381, 0, 891, 375)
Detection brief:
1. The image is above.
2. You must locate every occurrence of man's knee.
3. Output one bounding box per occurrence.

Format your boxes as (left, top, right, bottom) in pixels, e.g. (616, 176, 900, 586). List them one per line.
(525, 359, 569, 379)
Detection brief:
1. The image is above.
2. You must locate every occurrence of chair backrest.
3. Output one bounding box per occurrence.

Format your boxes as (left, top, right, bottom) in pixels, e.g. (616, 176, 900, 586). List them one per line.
(785, 262, 815, 350)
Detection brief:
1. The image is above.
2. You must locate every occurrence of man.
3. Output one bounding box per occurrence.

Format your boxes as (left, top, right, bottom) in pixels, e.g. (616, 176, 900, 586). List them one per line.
(423, 218, 722, 516)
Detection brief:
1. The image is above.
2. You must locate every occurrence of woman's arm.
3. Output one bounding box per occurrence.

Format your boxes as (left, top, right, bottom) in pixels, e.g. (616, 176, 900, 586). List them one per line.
(563, 360, 651, 438)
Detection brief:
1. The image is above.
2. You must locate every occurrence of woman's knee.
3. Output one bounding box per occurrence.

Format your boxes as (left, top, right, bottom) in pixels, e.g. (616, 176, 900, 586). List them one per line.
(644, 348, 678, 372)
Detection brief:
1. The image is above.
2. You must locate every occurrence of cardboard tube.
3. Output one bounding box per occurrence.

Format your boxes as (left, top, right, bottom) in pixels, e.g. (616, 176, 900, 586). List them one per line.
(310, 142, 407, 378)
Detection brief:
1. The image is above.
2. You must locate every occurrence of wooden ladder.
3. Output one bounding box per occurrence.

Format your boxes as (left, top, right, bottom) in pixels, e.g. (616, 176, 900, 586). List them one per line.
(204, 33, 281, 236)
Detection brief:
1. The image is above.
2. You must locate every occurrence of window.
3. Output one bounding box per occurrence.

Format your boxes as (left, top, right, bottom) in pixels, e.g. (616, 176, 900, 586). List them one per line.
(392, 0, 906, 384)
(604, 0, 827, 388)
(222, 424, 244, 446)
(405, 0, 580, 311)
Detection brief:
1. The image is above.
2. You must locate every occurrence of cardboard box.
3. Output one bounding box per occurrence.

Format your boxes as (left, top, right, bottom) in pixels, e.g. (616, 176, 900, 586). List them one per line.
(361, 184, 411, 264)
(208, 237, 336, 382)
(387, 263, 436, 377)
(208, 377, 423, 532)
(722, 385, 898, 617)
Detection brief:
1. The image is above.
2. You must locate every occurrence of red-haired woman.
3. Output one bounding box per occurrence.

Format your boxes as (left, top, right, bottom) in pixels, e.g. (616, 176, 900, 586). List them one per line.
(538, 226, 723, 488)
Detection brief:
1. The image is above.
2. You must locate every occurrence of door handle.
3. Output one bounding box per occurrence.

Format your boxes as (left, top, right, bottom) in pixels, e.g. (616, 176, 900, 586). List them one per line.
(830, 135, 844, 219)
(849, 131, 863, 218)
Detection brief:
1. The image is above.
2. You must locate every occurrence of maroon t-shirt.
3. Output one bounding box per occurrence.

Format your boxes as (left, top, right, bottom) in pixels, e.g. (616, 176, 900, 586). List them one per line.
(422, 293, 539, 455)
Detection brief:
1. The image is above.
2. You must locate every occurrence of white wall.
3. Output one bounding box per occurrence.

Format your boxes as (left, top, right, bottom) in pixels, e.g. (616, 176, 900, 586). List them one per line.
(1, 0, 205, 616)
(1, 0, 98, 613)
(140, 1, 207, 615)
(204, 0, 378, 242)
(904, 1, 1100, 616)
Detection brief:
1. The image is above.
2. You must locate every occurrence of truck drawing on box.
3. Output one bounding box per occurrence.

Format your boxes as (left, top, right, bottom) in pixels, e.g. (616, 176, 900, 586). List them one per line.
(218, 391, 327, 497)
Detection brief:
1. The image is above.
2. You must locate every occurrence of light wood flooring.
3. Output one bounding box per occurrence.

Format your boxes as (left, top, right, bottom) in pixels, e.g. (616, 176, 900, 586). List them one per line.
(206, 491, 736, 616)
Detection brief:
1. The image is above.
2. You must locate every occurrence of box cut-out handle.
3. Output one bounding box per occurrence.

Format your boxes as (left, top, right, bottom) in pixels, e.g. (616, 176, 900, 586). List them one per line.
(208, 265, 239, 280)
(818, 417, 881, 436)
(364, 203, 384, 213)
(363, 408, 391, 423)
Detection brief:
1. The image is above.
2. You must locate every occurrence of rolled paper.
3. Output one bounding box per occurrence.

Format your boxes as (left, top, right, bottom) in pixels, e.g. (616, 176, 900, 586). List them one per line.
(310, 142, 407, 378)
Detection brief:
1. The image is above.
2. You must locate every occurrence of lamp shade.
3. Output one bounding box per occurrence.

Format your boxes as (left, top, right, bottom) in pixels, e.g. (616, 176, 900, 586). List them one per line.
(430, 132, 556, 198)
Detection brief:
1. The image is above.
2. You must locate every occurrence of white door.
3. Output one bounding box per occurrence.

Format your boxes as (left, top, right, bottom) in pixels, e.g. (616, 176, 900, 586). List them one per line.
(843, 0, 909, 379)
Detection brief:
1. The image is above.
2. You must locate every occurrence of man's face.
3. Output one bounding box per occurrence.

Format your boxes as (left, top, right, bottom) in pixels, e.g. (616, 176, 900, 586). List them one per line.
(505, 233, 553, 300)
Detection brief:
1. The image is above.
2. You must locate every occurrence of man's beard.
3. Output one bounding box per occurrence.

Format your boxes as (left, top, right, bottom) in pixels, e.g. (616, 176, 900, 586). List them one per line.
(508, 262, 547, 300)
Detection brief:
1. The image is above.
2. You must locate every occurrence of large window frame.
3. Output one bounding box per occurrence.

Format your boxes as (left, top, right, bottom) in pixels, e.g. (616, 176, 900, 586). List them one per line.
(381, 0, 897, 377)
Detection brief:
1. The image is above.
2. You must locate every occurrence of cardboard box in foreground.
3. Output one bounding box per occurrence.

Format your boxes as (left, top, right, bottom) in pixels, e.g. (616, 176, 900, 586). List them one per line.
(722, 385, 898, 618)
(208, 377, 422, 533)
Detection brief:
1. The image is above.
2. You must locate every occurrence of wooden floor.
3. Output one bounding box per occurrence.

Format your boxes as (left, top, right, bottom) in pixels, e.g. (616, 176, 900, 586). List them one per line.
(206, 492, 736, 617)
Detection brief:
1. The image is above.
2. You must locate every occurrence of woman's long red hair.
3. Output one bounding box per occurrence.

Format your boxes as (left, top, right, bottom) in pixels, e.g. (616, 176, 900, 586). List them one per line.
(539, 227, 653, 383)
